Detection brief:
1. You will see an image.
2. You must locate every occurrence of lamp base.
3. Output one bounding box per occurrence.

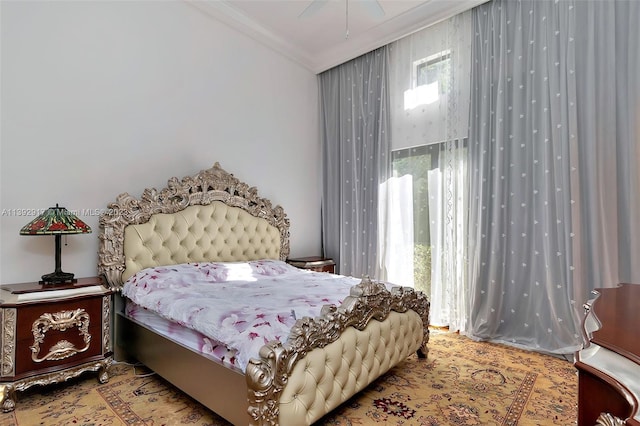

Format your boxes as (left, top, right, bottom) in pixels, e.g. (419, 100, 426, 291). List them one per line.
(40, 271, 77, 285)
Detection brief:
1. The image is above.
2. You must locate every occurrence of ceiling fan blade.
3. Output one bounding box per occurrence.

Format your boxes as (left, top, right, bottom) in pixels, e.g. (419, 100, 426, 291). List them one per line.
(362, 0, 385, 18)
(298, 0, 329, 18)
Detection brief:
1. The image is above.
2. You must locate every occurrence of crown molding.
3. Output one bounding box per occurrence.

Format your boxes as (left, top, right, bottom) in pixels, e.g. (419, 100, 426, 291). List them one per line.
(313, 0, 489, 73)
(185, 0, 316, 71)
(185, 0, 489, 74)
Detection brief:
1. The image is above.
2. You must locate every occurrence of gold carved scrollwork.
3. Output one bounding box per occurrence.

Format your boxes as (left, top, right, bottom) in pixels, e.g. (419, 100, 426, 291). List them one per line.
(245, 276, 430, 425)
(102, 295, 111, 353)
(1, 309, 16, 377)
(595, 413, 626, 426)
(98, 162, 291, 288)
(0, 357, 112, 412)
(30, 309, 91, 363)
(0, 384, 15, 413)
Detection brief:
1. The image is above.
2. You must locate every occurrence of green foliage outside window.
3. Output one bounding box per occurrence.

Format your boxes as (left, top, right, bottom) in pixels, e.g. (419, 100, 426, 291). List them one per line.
(391, 145, 439, 296)
(414, 243, 431, 296)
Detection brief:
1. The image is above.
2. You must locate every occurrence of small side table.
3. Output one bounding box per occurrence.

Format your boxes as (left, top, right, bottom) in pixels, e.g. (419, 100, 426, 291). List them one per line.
(0, 277, 113, 412)
(287, 256, 335, 273)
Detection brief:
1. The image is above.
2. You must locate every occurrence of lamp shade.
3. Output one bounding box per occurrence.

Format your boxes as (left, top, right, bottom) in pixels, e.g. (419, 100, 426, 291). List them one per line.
(20, 204, 91, 235)
(19, 204, 91, 285)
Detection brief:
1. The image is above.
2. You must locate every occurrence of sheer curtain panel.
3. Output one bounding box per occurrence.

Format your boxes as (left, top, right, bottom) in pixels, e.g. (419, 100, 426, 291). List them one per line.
(571, 0, 640, 295)
(386, 12, 472, 329)
(468, 0, 640, 354)
(468, 0, 580, 354)
(319, 47, 391, 278)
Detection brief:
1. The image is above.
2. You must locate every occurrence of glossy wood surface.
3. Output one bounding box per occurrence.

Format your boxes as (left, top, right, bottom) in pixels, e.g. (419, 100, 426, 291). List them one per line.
(4, 277, 103, 294)
(14, 297, 104, 377)
(287, 256, 336, 273)
(0, 278, 113, 412)
(577, 368, 633, 425)
(591, 283, 640, 365)
(575, 283, 640, 426)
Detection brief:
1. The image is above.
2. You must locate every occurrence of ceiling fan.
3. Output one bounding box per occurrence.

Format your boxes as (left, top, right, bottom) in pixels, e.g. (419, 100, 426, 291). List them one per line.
(298, 0, 386, 39)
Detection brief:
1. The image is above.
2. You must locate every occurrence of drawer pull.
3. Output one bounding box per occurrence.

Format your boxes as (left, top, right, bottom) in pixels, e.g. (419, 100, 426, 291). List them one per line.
(30, 309, 91, 363)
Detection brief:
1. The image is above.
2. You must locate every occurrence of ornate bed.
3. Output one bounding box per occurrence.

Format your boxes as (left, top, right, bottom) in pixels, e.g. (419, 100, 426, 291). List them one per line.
(97, 162, 430, 425)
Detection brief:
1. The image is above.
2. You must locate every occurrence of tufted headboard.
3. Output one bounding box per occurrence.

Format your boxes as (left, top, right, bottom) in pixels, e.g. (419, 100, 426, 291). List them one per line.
(98, 163, 290, 288)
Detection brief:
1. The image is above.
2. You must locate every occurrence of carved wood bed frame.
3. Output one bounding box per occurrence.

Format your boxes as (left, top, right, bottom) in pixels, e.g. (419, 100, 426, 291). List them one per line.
(97, 162, 430, 425)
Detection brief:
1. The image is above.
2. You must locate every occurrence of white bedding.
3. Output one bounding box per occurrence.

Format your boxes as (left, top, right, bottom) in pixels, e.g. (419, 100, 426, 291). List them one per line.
(122, 259, 366, 371)
(124, 301, 242, 371)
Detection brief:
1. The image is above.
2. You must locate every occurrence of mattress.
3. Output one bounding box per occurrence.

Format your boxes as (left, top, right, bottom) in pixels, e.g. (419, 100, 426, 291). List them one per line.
(124, 301, 242, 372)
(120, 259, 367, 371)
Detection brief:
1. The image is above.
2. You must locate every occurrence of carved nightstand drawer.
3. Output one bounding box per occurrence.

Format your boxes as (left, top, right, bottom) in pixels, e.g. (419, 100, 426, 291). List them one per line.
(13, 297, 104, 376)
(0, 277, 113, 412)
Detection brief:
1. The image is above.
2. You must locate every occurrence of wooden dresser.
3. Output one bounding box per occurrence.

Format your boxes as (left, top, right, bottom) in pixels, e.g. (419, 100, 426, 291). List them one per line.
(574, 283, 640, 426)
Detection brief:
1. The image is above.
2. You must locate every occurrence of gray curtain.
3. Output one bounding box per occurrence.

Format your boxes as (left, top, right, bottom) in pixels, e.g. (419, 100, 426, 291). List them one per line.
(571, 0, 640, 293)
(319, 47, 391, 278)
(468, 0, 640, 354)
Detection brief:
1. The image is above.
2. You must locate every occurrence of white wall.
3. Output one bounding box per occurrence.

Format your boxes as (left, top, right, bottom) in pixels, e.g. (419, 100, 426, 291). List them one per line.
(0, 0, 321, 284)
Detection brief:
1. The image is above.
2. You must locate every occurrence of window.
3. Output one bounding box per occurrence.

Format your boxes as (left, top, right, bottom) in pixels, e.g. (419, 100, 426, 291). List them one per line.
(414, 50, 451, 92)
(404, 50, 451, 110)
(390, 139, 467, 297)
(390, 144, 439, 296)
(388, 11, 472, 329)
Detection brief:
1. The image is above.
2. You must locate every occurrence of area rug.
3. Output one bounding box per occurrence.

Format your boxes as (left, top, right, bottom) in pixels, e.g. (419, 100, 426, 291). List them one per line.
(0, 331, 577, 425)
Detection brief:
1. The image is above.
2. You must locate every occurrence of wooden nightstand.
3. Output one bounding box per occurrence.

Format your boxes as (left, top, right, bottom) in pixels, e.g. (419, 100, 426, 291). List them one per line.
(287, 256, 336, 273)
(0, 277, 113, 412)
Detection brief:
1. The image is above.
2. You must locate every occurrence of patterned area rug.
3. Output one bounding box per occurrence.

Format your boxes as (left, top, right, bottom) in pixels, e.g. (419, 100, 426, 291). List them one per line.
(0, 331, 577, 425)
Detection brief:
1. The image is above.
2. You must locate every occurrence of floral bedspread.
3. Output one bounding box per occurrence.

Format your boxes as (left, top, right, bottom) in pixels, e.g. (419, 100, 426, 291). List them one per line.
(122, 259, 362, 371)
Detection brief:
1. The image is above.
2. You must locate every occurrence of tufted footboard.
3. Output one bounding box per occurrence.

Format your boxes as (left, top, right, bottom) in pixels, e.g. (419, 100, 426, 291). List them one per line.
(246, 278, 429, 426)
(279, 309, 424, 425)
